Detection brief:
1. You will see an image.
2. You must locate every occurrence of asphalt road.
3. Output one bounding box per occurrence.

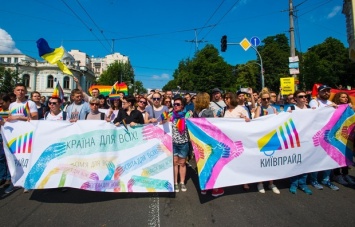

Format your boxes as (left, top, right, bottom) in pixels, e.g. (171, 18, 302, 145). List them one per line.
(1, 162, 355, 227)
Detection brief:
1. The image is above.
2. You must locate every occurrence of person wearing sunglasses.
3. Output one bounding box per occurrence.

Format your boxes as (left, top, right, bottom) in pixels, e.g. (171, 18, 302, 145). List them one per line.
(106, 98, 122, 122)
(145, 92, 168, 124)
(136, 97, 150, 124)
(162, 96, 173, 113)
(254, 88, 280, 194)
(113, 95, 144, 127)
(286, 90, 313, 195)
(44, 97, 67, 120)
(86, 98, 106, 120)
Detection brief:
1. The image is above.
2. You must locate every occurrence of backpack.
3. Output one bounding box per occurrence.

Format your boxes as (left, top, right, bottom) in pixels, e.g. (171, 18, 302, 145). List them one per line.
(44, 111, 67, 120)
(85, 112, 105, 120)
(290, 105, 310, 110)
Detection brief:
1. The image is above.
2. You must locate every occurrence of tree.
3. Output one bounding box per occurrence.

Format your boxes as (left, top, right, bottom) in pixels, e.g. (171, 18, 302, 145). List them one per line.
(97, 60, 147, 95)
(0, 66, 20, 94)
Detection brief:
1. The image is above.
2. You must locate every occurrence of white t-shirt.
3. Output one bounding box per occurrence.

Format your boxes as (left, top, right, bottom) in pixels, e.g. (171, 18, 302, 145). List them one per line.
(309, 98, 333, 109)
(9, 100, 37, 117)
(45, 111, 65, 121)
(224, 106, 248, 118)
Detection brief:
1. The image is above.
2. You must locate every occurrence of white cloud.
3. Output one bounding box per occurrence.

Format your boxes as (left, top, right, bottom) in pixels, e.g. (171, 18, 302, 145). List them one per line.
(152, 73, 169, 80)
(327, 6, 341, 19)
(0, 28, 21, 54)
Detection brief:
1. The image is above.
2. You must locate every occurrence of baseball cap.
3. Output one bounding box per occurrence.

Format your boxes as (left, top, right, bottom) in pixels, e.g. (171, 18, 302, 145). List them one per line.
(318, 85, 331, 92)
(211, 88, 222, 94)
(236, 90, 248, 96)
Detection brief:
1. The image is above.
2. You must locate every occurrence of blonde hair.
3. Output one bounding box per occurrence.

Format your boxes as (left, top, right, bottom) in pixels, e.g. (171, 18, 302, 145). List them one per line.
(259, 87, 270, 97)
(194, 92, 210, 113)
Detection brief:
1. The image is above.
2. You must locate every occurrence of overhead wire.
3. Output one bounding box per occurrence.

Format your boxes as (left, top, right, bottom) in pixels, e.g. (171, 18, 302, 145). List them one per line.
(197, 0, 226, 37)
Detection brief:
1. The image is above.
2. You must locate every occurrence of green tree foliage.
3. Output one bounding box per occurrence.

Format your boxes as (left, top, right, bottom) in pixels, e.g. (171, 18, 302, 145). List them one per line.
(257, 34, 290, 92)
(0, 66, 20, 94)
(97, 60, 146, 95)
(162, 45, 235, 92)
(302, 37, 349, 89)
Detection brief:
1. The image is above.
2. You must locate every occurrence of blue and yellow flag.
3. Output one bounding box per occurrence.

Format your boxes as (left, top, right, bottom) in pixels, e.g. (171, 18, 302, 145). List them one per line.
(36, 38, 73, 76)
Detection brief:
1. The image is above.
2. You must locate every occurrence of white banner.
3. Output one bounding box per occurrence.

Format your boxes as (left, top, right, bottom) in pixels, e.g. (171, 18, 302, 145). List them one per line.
(1, 121, 174, 192)
(186, 105, 354, 190)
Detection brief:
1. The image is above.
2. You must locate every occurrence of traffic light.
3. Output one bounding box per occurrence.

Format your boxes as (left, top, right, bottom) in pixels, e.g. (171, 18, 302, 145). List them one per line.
(221, 35, 227, 52)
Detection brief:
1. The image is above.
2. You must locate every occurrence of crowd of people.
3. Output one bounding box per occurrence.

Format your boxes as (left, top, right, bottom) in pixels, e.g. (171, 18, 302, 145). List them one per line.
(0, 80, 354, 198)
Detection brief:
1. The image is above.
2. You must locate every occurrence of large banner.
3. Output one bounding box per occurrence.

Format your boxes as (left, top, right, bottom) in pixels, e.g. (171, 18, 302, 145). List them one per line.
(186, 105, 354, 190)
(1, 121, 174, 192)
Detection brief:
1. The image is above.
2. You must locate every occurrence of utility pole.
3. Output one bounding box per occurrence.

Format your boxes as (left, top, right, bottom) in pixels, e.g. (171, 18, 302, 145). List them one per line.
(111, 39, 115, 54)
(289, 0, 298, 90)
(185, 29, 206, 53)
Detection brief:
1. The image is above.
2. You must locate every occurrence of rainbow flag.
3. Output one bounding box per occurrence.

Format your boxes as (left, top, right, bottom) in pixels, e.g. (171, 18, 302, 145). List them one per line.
(161, 111, 169, 121)
(88, 85, 112, 96)
(111, 82, 128, 96)
(311, 84, 355, 104)
(36, 38, 73, 76)
(52, 81, 64, 101)
(23, 102, 30, 117)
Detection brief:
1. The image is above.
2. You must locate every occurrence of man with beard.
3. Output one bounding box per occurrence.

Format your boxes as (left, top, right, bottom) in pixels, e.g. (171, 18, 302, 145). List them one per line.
(309, 85, 339, 191)
(209, 88, 226, 117)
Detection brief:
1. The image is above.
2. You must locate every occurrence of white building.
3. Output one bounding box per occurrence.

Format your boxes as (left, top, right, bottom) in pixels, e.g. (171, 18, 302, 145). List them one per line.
(0, 53, 96, 99)
(91, 52, 129, 78)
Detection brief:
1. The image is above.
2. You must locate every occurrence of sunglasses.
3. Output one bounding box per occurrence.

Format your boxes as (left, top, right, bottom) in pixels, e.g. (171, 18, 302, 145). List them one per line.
(90, 103, 99, 106)
(262, 98, 270, 101)
(152, 98, 160, 101)
(48, 102, 58, 105)
(297, 95, 306, 98)
(173, 103, 181, 106)
(139, 100, 147, 105)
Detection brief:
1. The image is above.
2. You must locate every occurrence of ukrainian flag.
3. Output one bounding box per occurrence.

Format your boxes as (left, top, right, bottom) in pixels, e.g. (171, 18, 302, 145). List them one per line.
(36, 38, 73, 76)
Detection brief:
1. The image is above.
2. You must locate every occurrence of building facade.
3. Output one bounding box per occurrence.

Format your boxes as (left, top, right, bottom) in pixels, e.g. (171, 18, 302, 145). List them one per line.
(91, 53, 129, 78)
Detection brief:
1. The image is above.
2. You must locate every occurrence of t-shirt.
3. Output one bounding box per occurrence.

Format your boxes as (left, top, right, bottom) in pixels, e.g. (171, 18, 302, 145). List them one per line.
(66, 101, 90, 120)
(145, 105, 169, 122)
(309, 98, 333, 109)
(224, 106, 248, 118)
(9, 100, 38, 118)
(45, 111, 65, 121)
(209, 100, 226, 117)
(86, 112, 106, 120)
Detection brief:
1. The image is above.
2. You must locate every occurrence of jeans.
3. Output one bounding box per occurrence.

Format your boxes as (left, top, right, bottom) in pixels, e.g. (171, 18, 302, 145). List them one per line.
(0, 153, 11, 180)
(310, 170, 331, 183)
(290, 173, 308, 188)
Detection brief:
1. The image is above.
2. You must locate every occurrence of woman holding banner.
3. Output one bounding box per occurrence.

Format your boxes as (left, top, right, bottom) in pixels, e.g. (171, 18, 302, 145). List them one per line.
(287, 90, 313, 195)
(254, 88, 280, 194)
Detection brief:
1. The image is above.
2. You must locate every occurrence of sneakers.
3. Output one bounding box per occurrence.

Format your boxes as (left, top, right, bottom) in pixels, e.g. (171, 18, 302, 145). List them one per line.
(344, 175, 355, 185)
(211, 188, 224, 197)
(180, 183, 187, 192)
(4, 183, 17, 194)
(300, 186, 313, 195)
(268, 184, 280, 194)
(334, 175, 348, 185)
(174, 183, 179, 192)
(201, 190, 207, 195)
(321, 180, 339, 191)
(257, 183, 265, 193)
(289, 185, 297, 194)
(311, 181, 323, 190)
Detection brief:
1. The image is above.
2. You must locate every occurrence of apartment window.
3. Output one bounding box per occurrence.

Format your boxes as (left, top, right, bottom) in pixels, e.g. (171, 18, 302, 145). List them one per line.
(0, 57, 4, 62)
(47, 75, 54, 88)
(63, 76, 70, 89)
(22, 74, 30, 87)
(7, 57, 11, 63)
(14, 57, 18, 63)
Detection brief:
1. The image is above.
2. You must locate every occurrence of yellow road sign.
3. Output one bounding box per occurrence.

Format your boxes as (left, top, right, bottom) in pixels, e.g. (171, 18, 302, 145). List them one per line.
(240, 38, 251, 51)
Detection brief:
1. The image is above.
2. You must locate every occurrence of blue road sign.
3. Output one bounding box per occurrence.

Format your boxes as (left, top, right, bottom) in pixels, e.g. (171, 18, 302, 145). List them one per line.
(250, 36, 261, 47)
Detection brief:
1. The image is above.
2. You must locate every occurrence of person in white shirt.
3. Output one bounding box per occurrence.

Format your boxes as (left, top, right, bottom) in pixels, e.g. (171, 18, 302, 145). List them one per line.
(44, 97, 67, 120)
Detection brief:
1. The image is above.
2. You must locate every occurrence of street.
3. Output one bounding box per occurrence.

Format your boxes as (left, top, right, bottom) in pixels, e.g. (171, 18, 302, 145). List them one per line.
(1, 162, 355, 227)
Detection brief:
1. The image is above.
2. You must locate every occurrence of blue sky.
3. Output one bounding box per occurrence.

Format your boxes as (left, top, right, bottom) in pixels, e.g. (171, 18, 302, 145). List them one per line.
(0, 0, 347, 90)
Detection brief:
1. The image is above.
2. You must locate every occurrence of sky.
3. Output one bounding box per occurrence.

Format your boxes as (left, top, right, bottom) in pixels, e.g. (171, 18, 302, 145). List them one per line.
(0, 0, 348, 90)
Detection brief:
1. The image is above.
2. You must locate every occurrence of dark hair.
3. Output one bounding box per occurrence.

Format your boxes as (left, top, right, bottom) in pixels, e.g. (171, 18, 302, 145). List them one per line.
(71, 88, 82, 96)
(173, 96, 185, 106)
(225, 92, 238, 107)
(123, 95, 136, 107)
(0, 94, 11, 102)
(98, 94, 105, 100)
(49, 97, 62, 103)
(110, 98, 122, 110)
(293, 90, 306, 97)
(31, 91, 41, 98)
(332, 91, 352, 105)
(14, 83, 26, 89)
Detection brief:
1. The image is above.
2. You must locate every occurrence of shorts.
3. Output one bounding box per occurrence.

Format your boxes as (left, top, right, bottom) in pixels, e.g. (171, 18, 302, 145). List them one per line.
(173, 142, 189, 158)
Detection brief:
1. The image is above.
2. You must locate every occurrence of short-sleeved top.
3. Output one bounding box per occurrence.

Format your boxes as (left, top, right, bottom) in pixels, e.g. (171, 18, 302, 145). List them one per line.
(309, 98, 333, 109)
(224, 106, 248, 118)
(145, 105, 169, 122)
(66, 101, 90, 120)
(45, 111, 65, 120)
(209, 100, 226, 117)
(113, 109, 144, 124)
(9, 100, 38, 117)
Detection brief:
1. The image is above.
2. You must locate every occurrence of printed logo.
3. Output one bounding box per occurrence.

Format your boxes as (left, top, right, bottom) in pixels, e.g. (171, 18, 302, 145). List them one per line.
(7, 131, 33, 154)
(257, 118, 300, 156)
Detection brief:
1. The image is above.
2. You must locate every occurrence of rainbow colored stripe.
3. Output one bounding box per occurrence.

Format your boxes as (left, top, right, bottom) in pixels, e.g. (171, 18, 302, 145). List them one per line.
(258, 118, 300, 154)
(11, 102, 30, 117)
(89, 82, 128, 97)
(52, 81, 64, 100)
(7, 131, 34, 154)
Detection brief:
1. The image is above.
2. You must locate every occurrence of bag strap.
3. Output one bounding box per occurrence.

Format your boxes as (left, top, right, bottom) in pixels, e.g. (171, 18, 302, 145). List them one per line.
(100, 112, 105, 120)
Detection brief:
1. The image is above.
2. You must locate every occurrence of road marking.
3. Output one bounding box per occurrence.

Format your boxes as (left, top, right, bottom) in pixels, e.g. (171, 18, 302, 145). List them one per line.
(148, 193, 160, 227)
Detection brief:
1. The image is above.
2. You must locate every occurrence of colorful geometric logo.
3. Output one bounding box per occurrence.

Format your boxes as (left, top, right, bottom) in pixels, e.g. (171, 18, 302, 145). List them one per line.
(7, 131, 34, 154)
(257, 118, 300, 156)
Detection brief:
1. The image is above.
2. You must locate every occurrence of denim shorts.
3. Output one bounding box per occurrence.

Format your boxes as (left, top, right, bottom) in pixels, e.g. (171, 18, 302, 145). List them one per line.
(173, 142, 189, 158)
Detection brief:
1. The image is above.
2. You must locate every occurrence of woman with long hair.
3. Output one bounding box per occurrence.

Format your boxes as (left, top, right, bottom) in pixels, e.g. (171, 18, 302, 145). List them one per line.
(106, 98, 122, 122)
(136, 97, 150, 124)
(331, 91, 355, 186)
(31, 91, 47, 120)
(162, 96, 173, 113)
(254, 88, 280, 194)
(113, 95, 143, 127)
(145, 92, 169, 124)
